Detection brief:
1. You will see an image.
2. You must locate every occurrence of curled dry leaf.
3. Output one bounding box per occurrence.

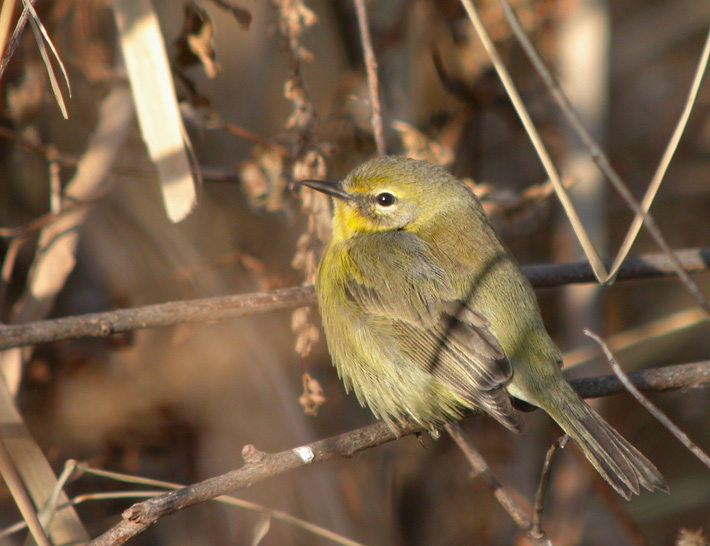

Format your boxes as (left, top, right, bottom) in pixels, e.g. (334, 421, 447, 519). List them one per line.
(175, 3, 221, 79)
(273, 0, 318, 63)
(239, 146, 287, 211)
(291, 306, 320, 357)
(299, 373, 326, 416)
(676, 528, 709, 546)
(210, 0, 252, 29)
(250, 511, 272, 546)
(392, 121, 453, 167)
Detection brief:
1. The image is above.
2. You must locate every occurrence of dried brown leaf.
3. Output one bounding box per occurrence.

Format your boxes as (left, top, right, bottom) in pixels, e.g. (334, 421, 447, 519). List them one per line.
(299, 373, 326, 416)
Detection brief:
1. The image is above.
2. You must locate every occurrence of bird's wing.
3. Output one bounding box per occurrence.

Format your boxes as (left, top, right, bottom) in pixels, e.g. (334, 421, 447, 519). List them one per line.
(347, 232, 522, 432)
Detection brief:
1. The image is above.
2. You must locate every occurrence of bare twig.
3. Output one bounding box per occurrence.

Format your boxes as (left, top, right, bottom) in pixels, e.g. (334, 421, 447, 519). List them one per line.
(533, 435, 568, 536)
(181, 105, 289, 156)
(353, 0, 386, 156)
(445, 423, 551, 546)
(563, 307, 708, 370)
(23, 0, 71, 118)
(0, 247, 708, 350)
(0, 286, 313, 349)
(585, 330, 710, 471)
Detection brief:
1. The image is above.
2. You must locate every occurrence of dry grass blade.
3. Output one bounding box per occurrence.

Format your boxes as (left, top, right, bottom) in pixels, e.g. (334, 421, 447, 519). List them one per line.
(0, 0, 17, 61)
(585, 329, 710, 471)
(0, 379, 88, 545)
(112, 0, 198, 223)
(496, 0, 710, 313)
(563, 307, 709, 370)
(34, 460, 78, 536)
(74, 463, 367, 546)
(459, 0, 607, 283)
(0, 0, 29, 82)
(21, 0, 71, 119)
(0, 441, 52, 546)
(609, 28, 710, 281)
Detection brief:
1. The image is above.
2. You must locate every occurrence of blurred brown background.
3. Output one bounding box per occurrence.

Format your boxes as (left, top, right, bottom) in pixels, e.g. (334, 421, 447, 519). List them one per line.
(0, 0, 709, 544)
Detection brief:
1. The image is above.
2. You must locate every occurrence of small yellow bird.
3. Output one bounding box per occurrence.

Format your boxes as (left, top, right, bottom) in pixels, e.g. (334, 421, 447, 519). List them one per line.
(301, 156, 667, 499)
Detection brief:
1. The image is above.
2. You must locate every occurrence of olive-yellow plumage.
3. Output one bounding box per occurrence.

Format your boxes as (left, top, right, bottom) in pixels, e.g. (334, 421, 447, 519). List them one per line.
(303, 156, 667, 499)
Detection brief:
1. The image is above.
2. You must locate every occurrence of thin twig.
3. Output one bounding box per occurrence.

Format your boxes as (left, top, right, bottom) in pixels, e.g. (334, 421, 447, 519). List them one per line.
(445, 423, 551, 546)
(496, 0, 710, 314)
(585, 329, 710, 471)
(532, 435, 568, 536)
(0, 247, 708, 349)
(353, 0, 386, 155)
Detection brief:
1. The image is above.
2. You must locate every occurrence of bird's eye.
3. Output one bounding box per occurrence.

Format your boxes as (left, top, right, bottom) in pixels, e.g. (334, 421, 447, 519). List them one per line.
(376, 192, 396, 207)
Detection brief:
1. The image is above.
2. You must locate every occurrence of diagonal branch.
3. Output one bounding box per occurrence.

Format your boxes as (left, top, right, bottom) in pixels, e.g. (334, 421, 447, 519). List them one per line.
(0, 247, 708, 350)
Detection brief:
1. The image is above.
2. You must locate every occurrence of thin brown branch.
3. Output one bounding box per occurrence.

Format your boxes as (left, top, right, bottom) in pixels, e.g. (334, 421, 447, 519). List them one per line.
(0, 286, 314, 349)
(568, 361, 710, 399)
(353, 0, 386, 156)
(0, 247, 708, 350)
(585, 330, 710, 471)
(85, 365, 710, 546)
(532, 435, 568, 536)
(445, 423, 551, 546)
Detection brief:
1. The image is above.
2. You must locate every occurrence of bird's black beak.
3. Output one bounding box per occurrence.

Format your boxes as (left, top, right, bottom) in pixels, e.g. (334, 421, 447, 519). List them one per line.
(298, 179, 351, 201)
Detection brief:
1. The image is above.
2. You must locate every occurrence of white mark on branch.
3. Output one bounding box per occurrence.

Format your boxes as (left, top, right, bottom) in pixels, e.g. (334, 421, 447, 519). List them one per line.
(293, 446, 314, 464)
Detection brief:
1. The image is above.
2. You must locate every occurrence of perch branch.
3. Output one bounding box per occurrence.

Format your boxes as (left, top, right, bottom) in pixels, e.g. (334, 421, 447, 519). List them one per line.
(86, 361, 710, 546)
(0, 247, 708, 350)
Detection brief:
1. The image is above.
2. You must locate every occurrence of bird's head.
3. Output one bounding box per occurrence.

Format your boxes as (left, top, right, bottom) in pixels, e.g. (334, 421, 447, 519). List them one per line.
(299, 156, 467, 243)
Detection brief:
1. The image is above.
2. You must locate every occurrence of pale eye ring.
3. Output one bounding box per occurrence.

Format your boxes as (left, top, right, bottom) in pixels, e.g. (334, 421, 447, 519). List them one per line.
(376, 192, 396, 207)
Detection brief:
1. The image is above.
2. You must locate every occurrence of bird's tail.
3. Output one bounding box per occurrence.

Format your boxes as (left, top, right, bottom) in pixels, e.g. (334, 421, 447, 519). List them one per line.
(537, 378, 668, 500)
